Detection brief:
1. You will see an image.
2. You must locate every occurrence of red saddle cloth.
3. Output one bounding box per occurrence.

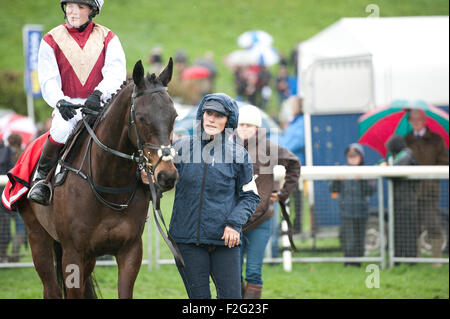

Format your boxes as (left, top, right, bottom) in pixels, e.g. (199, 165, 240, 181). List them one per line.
(1, 132, 49, 211)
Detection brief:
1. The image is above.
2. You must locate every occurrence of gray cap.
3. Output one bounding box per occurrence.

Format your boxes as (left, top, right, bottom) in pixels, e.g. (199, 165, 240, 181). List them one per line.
(202, 100, 229, 116)
(345, 143, 365, 158)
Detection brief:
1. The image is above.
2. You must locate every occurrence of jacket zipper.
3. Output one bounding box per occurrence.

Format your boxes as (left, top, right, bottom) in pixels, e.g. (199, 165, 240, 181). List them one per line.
(196, 162, 209, 245)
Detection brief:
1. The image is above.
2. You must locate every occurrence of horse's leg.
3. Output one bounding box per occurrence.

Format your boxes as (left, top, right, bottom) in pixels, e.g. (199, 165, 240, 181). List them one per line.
(19, 203, 61, 299)
(116, 239, 143, 299)
(61, 247, 86, 298)
(82, 258, 98, 299)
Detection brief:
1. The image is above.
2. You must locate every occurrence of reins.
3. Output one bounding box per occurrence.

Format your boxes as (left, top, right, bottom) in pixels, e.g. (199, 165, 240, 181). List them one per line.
(59, 84, 185, 267)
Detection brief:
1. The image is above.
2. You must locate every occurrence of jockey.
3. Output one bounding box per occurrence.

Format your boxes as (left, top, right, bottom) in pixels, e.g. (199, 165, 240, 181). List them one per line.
(28, 0, 126, 205)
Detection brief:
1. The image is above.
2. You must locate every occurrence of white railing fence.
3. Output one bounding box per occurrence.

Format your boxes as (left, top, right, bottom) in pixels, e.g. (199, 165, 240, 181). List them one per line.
(1, 166, 448, 270)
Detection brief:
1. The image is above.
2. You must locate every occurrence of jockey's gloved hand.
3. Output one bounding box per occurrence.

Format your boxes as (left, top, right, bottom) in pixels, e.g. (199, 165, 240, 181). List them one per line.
(56, 99, 81, 121)
(84, 90, 103, 112)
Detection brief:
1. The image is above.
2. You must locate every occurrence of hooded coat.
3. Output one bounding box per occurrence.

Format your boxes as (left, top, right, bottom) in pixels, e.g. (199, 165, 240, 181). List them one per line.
(329, 144, 376, 218)
(169, 93, 261, 245)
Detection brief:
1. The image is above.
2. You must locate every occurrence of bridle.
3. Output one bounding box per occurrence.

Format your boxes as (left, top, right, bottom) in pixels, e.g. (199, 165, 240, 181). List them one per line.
(60, 84, 185, 267)
(128, 86, 176, 174)
(81, 85, 176, 176)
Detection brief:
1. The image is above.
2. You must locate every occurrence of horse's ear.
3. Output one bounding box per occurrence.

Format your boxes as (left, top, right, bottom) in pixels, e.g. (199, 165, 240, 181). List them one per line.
(133, 60, 145, 87)
(158, 57, 173, 86)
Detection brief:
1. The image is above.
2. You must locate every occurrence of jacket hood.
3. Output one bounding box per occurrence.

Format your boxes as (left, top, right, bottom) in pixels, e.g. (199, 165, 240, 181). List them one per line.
(196, 93, 239, 133)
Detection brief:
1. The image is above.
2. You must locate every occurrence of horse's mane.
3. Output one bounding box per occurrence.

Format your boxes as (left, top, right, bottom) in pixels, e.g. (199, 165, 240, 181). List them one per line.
(97, 73, 163, 125)
(96, 79, 132, 125)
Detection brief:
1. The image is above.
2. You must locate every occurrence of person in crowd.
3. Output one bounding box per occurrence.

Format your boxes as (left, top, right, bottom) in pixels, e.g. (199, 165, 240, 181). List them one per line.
(194, 51, 217, 92)
(6, 134, 27, 262)
(233, 66, 248, 101)
(28, 0, 126, 205)
(385, 135, 419, 260)
(7, 134, 23, 163)
(329, 143, 376, 267)
(278, 96, 305, 235)
(0, 140, 13, 262)
(244, 68, 259, 106)
(147, 44, 164, 74)
(235, 104, 300, 298)
(275, 64, 290, 104)
(169, 93, 260, 299)
(256, 65, 272, 110)
(404, 109, 449, 266)
(174, 49, 189, 76)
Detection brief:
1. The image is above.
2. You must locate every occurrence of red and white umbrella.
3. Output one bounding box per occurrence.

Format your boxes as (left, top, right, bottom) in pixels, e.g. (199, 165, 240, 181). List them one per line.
(0, 112, 37, 147)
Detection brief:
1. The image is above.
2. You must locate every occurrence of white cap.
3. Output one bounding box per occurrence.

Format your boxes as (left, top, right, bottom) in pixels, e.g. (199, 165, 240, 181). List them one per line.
(238, 104, 262, 128)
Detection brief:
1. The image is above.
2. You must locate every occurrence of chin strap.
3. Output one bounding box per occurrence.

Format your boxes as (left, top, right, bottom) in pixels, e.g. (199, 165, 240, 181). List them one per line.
(76, 20, 92, 32)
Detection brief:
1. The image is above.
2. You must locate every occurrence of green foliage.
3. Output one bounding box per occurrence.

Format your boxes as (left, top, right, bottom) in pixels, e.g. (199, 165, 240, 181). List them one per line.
(0, 71, 27, 114)
(0, 71, 51, 122)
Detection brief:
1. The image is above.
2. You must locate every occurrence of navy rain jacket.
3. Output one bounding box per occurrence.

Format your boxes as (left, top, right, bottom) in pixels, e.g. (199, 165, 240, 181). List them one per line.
(169, 93, 261, 245)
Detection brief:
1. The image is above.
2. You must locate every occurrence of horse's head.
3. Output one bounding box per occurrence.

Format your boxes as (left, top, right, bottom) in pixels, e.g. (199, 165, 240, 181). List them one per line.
(130, 59, 178, 192)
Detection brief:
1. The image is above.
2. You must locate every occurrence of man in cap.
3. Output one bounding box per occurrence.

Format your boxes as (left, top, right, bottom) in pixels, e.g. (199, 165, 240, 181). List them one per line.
(405, 110, 448, 266)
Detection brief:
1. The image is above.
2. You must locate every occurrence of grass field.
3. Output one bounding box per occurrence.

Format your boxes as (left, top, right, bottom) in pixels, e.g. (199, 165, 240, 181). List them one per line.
(0, 261, 448, 299)
(0, 190, 448, 299)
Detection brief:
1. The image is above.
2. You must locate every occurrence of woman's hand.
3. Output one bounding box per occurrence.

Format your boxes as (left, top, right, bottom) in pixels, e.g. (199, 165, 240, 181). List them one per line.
(222, 226, 240, 248)
(270, 192, 279, 202)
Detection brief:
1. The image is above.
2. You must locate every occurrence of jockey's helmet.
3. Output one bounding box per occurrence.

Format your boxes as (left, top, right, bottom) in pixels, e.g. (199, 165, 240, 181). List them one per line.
(60, 0, 104, 18)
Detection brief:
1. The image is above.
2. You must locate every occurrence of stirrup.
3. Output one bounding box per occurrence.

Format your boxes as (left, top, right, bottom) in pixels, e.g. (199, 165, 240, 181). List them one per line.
(28, 180, 53, 204)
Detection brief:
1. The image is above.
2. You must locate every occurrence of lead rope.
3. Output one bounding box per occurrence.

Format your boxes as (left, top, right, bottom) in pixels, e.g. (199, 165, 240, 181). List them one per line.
(143, 161, 185, 268)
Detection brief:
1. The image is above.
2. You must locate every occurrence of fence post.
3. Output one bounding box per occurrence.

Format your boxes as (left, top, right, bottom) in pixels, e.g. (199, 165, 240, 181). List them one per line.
(387, 178, 395, 268)
(281, 203, 293, 272)
(377, 177, 386, 269)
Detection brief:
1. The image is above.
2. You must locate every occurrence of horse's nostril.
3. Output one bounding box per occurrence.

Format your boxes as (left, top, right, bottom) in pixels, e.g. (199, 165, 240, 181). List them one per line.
(157, 171, 177, 189)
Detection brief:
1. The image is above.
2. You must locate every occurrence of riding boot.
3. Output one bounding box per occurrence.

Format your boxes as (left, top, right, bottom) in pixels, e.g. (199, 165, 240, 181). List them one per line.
(243, 282, 262, 299)
(27, 137, 64, 205)
(431, 237, 443, 268)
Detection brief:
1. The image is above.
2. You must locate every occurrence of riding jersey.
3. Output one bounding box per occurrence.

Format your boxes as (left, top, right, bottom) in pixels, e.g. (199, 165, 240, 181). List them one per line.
(38, 22, 126, 143)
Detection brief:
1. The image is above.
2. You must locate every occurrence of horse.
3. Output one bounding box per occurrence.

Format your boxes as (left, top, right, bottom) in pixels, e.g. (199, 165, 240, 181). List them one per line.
(16, 59, 178, 298)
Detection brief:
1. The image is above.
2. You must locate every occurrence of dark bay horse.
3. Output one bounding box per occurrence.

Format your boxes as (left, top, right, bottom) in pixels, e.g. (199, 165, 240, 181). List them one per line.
(16, 59, 178, 298)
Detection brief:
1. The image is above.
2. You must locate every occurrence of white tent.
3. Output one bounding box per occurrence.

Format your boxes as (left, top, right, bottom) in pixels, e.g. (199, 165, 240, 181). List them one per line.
(298, 16, 449, 114)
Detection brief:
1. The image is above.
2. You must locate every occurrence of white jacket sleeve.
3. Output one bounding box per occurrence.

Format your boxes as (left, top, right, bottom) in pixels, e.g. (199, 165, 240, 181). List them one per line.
(95, 35, 127, 102)
(37, 40, 72, 108)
